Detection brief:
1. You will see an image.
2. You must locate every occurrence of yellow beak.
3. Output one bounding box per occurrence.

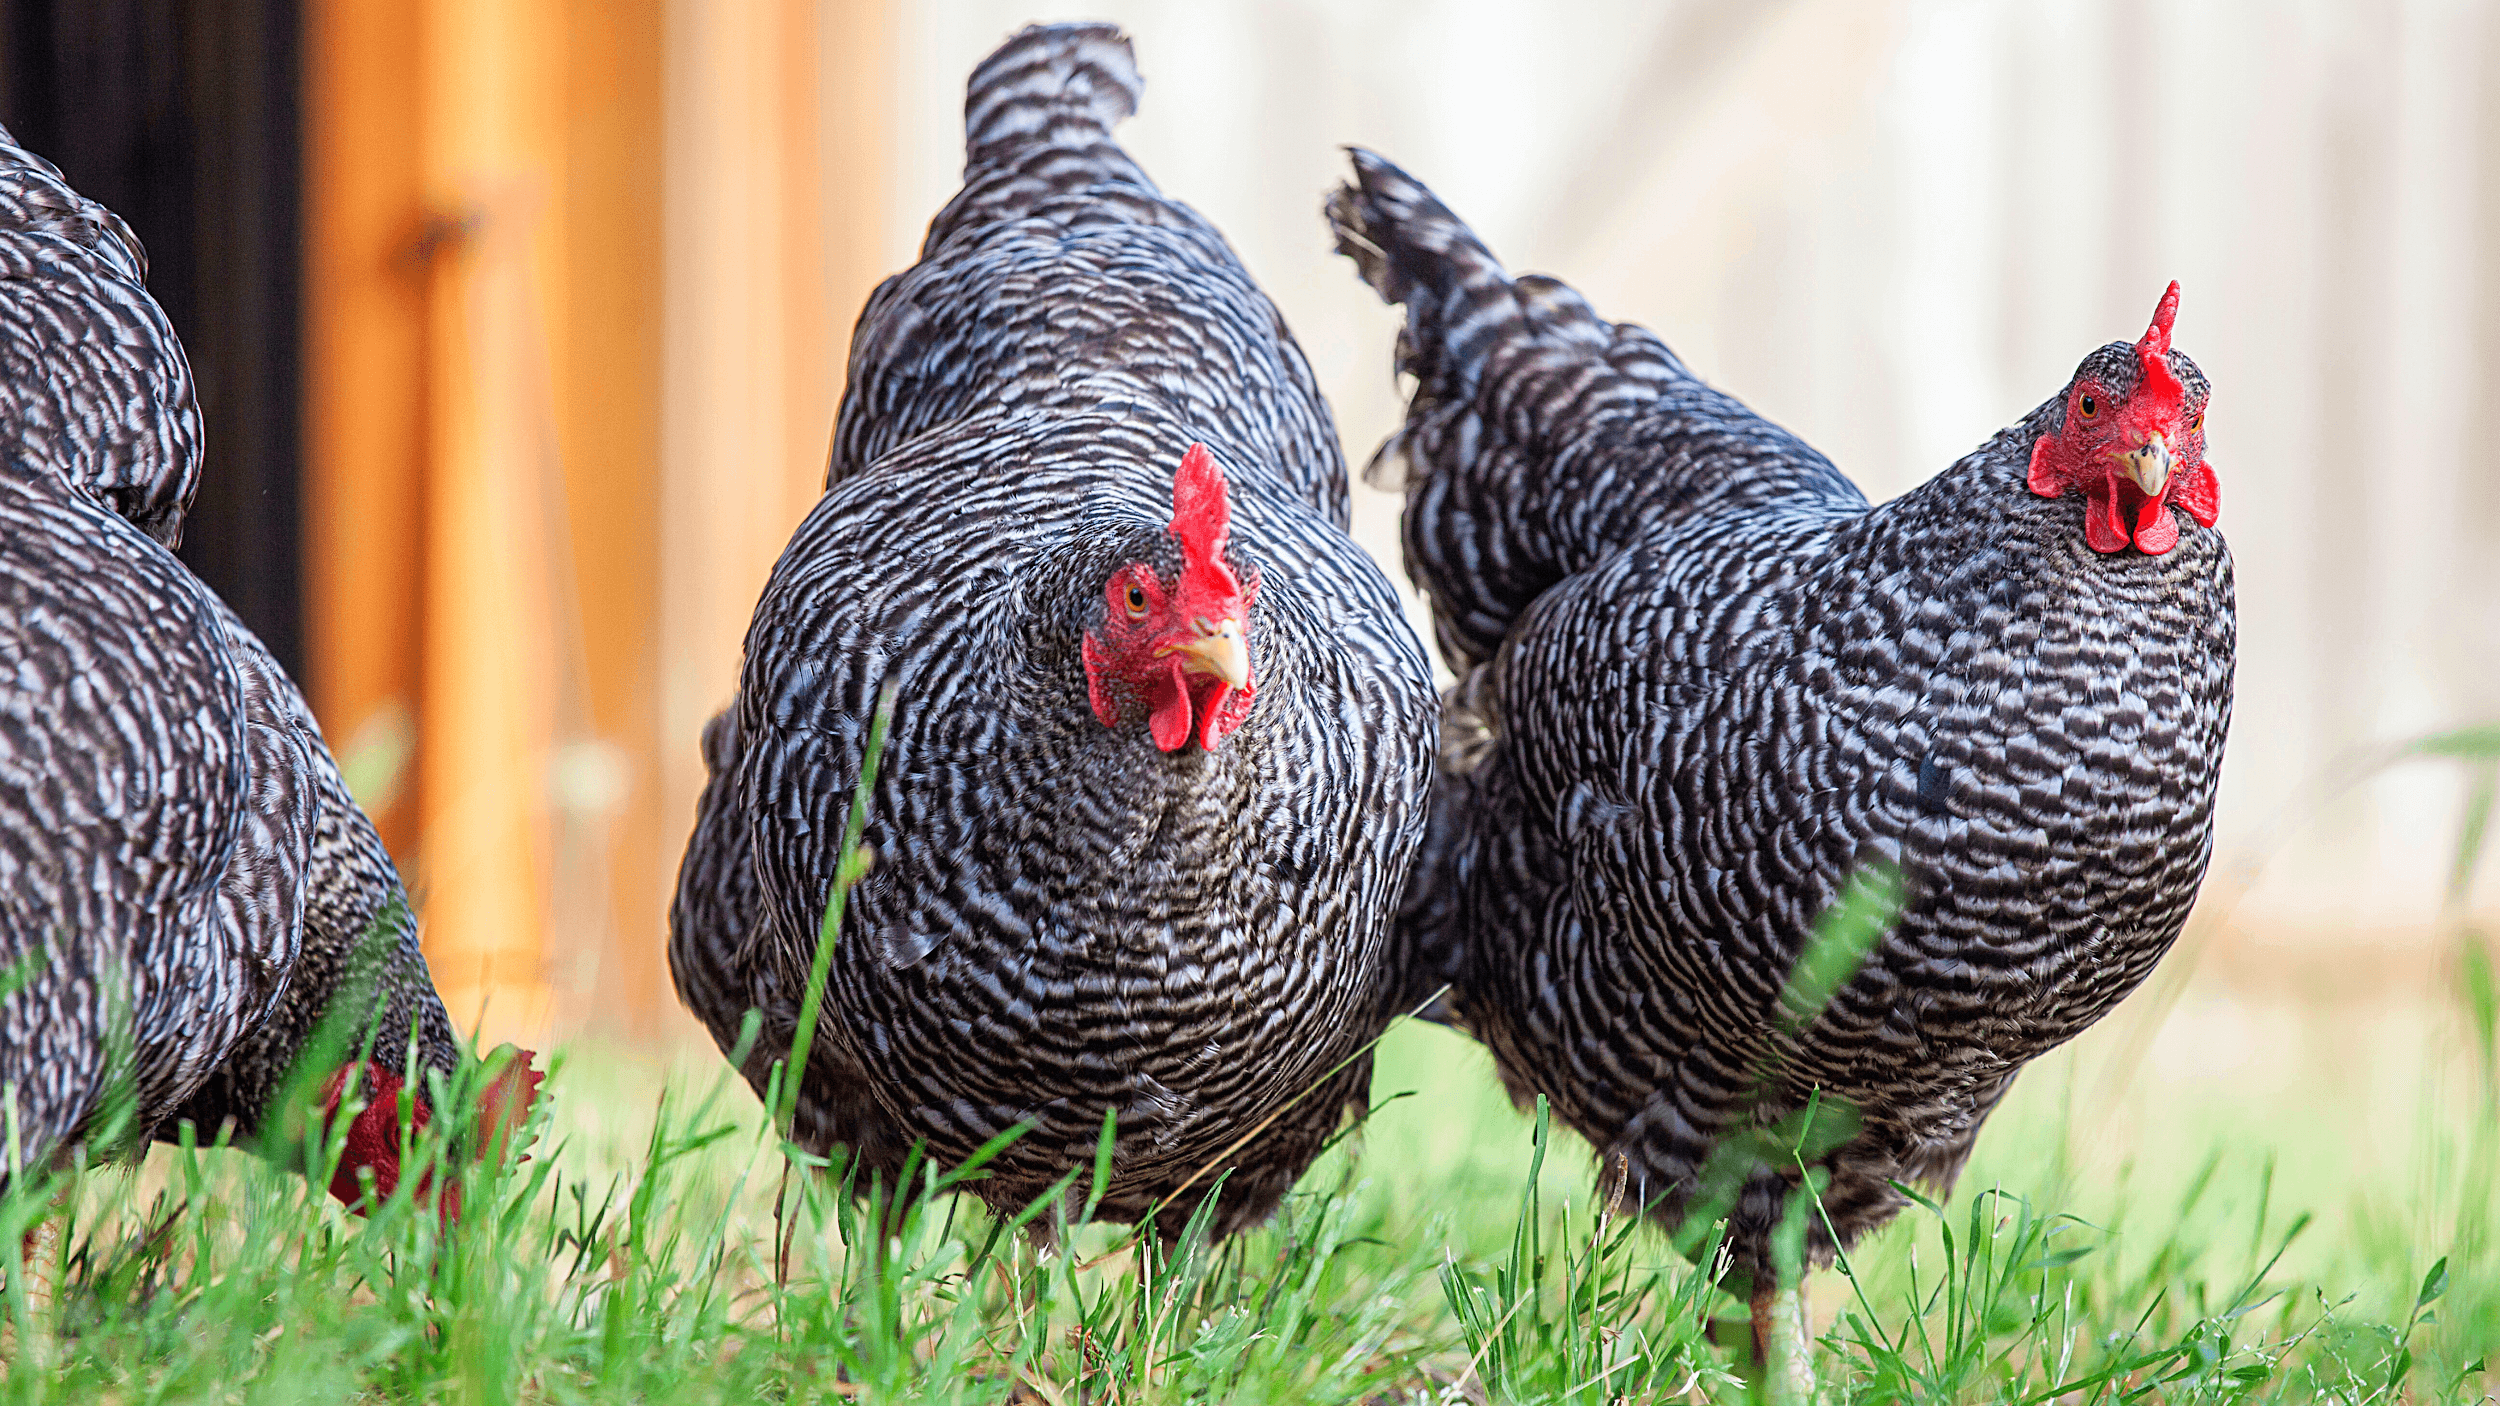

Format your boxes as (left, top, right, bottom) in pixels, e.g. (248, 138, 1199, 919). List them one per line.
(1161, 615, 1251, 688)
(2119, 432, 2172, 498)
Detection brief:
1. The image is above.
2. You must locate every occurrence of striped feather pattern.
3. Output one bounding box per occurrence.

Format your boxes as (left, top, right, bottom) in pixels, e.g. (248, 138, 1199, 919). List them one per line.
(1332, 150, 2234, 1284)
(0, 123, 199, 545)
(0, 126, 463, 1180)
(671, 25, 1435, 1238)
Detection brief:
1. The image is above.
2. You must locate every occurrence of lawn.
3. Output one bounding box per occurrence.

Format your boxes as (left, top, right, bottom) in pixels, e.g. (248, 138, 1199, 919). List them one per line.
(5, 933, 2494, 1405)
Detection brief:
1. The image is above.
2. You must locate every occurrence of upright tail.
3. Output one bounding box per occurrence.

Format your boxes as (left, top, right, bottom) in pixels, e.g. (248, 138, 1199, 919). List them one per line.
(1327, 149, 1524, 386)
(1328, 149, 1650, 673)
(1330, 149, 1826, 679)
(964, 23, 1143, 163)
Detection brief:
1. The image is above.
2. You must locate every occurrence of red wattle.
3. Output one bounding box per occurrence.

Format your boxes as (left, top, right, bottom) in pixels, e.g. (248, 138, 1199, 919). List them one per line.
(1191, 675, 1255, 751)
(1143, 662, 1257, 752)
(2083, 477, 2132, 554)
(2174, 461, 2220, 528)
(2132, 504, 2180, 555)
(1147, 659, 1193, 751)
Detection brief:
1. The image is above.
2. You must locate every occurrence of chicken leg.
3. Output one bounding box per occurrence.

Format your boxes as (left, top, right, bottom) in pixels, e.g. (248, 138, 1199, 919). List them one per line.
(1750, 1280, 1815, 1404)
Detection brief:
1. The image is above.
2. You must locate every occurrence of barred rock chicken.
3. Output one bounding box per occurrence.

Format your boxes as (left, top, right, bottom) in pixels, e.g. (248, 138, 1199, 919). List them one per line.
(0, 124, 537, 1219)
(1331, 151, 2233, 1359)
(670, 25, 1433, 1239)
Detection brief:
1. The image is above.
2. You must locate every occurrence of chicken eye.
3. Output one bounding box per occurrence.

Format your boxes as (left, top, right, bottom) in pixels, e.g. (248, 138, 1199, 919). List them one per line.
(2190, 412, 2204, 433)
(2077, 394, 2098, 419)
(1124, 583, 1149, 618)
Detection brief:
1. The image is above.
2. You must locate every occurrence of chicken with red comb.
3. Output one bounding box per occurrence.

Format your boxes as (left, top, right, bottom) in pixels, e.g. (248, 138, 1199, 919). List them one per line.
(670, 24, 1434, 1241)
(1333, 148, 2232, 1379)
(0, 119, 537, 1221)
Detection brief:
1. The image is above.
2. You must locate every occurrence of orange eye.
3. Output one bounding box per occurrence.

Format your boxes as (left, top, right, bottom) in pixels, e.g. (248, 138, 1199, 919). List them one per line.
(2191, 412, 2204, 433)
(1124, 583, 1148, 618)
(2078, 394, 2098, 419)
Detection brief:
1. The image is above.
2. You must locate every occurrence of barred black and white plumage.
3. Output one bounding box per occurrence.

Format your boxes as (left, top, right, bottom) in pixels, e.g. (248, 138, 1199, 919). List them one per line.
(670, 25, 1435, 1239)
(0, 125, 499, 1196)
(1330, 151, 2235, 1288)
(0, 123, 197, 547)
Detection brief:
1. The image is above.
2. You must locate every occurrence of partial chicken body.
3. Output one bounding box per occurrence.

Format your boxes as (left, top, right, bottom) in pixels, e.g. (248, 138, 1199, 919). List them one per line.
(671, 26, 1434, 1236)
(0, 125, 528, 1203)
(1331, 152, 2233, 1294)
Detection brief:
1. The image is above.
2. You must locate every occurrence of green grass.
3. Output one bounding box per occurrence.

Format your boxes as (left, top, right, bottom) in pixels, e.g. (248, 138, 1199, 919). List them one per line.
(2, 985, 2492, 1404)
(7, 727, 2494, 1403)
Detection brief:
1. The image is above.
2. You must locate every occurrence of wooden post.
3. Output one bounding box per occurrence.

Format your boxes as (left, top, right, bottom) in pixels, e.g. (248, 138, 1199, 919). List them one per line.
(555, 0, 667, 1036)
(408, 0, 563, 1044)
(303, 0, 428, 855)
(308, 0, 885, 1039)
(659, 0, 893, 1044)
(307, 0, 575, 1046)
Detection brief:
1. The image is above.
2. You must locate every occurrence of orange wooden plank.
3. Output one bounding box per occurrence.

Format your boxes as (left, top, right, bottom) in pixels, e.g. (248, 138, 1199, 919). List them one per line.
(556, 0, 667, 1036)
(311, 0, 890, 1038)
(413, 0, 562, 1046)
(302, 0, 428, 854)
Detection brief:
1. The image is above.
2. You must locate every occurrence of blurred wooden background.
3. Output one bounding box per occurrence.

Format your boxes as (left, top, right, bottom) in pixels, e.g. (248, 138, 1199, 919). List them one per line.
(297, 0, 896, 1043)
(2, 1, 2494, 1047)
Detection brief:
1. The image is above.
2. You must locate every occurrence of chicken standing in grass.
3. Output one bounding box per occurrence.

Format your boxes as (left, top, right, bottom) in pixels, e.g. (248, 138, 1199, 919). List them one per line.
(1330, 150, 2233, 1371)
(0, 124, 537, 1226)
(669, 25, 1434, 1239)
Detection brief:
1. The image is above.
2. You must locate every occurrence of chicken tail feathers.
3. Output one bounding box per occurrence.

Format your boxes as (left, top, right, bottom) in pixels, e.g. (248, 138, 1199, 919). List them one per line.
(1327, 148, 1509, 311)
(965, 22, 1142, 160)
(1325, 148, 1533, 450)
(1332, 148, 1747, 672)
(1330, 149, 1617, 669)
(923, 24, 1157, 261)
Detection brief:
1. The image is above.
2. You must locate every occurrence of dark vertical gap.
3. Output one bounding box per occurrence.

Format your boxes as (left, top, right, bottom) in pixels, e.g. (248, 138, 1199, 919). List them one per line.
(179, 0, 304, 676)
(0, 0, 304, 679)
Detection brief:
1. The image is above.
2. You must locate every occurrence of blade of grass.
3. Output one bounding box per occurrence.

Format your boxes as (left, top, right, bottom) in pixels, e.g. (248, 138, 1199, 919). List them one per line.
(778, 681, 898, 1141)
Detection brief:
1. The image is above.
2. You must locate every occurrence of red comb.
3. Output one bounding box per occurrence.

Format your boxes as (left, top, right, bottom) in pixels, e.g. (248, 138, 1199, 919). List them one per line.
(2139, 281, 2179, 356)
(476, 1046, 542, 1162)
(317, 1047, 542, 1224)
(2135, 281, 2185, 409)
(1169, 444, 1240, 595)
(441, 1047, 542, 1222)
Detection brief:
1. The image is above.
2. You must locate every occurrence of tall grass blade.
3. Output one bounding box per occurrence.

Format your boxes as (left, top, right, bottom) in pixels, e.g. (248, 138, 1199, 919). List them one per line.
(778, 680, 898, 1140)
